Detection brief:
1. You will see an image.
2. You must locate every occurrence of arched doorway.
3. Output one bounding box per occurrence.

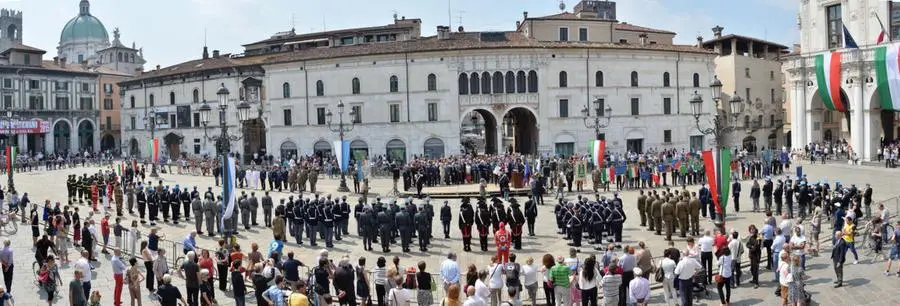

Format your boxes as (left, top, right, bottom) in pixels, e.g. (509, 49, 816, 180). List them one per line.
(423, 138, 445, 158)
(53, 121, 71, 153)
(313, 140, 332, 157)
(867, 89, 896, 160)
(129, 138, 140, 157)
(77, 120, 94, 152)
(101, 134, 116, 152)
(502, 107, 538, 155)
(280, 141, 297, 159)
(809, 88, 851, 143)
(824, 129, 834, 142)
(385, 139, 406, 164)
(465, 110, 498, 154)
(242, 118, 267, 163)
(742, 136, 757, 153)
(163, 132, 183, 158)
(350, 140, 368, 161)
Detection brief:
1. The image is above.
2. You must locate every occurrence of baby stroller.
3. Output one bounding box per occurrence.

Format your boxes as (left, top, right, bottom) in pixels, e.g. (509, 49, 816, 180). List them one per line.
(692, 267, 709, 297)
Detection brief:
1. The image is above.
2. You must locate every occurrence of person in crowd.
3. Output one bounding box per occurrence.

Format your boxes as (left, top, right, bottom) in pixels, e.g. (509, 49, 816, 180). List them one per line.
(156, 274, 188, 306)
(578, 256, 601, 306)
(627, 267, 649, 306)
(126, 258, 144, 306)
(715, 248, 733, 305)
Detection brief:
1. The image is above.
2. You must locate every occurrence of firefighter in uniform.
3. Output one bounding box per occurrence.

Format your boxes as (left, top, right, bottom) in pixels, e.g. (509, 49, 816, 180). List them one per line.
(114, 184, 124, 217)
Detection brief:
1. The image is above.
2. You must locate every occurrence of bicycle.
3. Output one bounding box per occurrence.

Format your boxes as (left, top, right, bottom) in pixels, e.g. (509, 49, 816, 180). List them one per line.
(0, 210, 16, 234)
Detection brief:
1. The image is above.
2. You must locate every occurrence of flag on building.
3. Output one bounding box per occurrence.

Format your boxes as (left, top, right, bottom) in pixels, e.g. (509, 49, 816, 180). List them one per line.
(220, 155, 237, 222)
(5, 146, 14, 173)
(701, 148, 732, 214)
(875, 43, 900, 111)
(876, 12, 890, 44)
(843, 24, 859, 48)
(815, 51, 848, 112)
(589, 140, 606, 168)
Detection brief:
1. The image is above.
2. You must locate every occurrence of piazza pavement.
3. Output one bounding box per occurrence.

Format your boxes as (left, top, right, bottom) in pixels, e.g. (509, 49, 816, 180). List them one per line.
(2, 160, 900, 305)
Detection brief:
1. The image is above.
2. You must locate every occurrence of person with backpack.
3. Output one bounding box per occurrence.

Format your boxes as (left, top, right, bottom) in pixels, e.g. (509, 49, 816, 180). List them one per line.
(504, 254, 522, 302)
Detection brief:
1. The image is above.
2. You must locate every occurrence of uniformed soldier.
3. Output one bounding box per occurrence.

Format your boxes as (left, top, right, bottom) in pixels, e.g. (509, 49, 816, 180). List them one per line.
(652, 193, 663, 235)
(362, 178, 370, 203)
(415, 206, 429, 251)
(507, 198, 525, 250)
(292, 199, 305, 245)
(661, 195, 675, 241)
(637, 190, 648, 227)
(689, 192, 701, 236)
(377, 208, 392, 252)
(459, 198, 475, 252)
(475, 200, 491, 252)
(308, 167, 319, 194)
(330, 197, 343, 241)
(321, 201, 335, 247)
(180, 187, 191, 222)
(126, 183, 135, 214)
(340, 196, 351, 236)
(524, 198, 538, 237)
(774, 179, 784, 215)
(203, 195, 216, 236)
(298, 166, 308, 193)
(148, 188, 159, 226)
(354, 199, 365, 236)
(423, 198, 434, 239)
(247, 192, 259, 226)
(135, 186, 150, 224)
(169, 186, 181, 224)
(566, 205, 583, 248)
(306, 200, 318, 246)
(159, 186, 170, 223)
(440, 201, 452, 239)
(239, 193, 251, 230)
(396, 203, 413, 252)
(609, 199, 626, 243)
(114, 184, 124, 217)
(360, 206, 375, 251)
(288, 168, 298, 192)
(675, 195, 689, 238)
(192, 194, 204, 235)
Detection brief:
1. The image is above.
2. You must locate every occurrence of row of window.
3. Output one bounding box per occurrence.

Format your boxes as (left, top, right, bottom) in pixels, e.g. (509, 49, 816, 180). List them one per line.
(458, 70, 538, 95)
(2, 79, 94, 92)
(296, 103, 439, 126)
(744, 68, 777, 81)
(1, 95, 94, 110)
(557, 97, 666, 117)
(283, 74, 439, 98)
(560, 71, 702, 88)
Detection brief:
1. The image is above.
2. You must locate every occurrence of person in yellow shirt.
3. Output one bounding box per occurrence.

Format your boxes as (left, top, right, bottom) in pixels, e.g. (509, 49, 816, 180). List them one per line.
(288, 280, 311, 306)
(842, 216, 860, 264)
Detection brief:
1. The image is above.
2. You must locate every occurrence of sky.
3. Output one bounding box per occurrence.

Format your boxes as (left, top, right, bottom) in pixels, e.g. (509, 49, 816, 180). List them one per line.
(2, 0, 799, 68)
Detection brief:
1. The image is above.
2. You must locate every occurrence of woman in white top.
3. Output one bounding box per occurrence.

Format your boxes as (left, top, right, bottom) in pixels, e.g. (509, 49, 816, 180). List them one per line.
(789, 227, 807, 270)
(659, 252, 678, 305)
(716, 248, 734, 305)
(487, 256, 504, 306)
(578, 256, 601, 306)
(521, 257, 539, 306)
(373, 257, 389, 306)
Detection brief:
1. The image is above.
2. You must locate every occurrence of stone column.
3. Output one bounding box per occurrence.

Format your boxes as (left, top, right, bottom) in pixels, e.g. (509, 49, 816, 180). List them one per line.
(71, 121, 79, 153)
(17, 134, 27, 153)
(848, 85, 865, 160)
(44, 131, 54, 155)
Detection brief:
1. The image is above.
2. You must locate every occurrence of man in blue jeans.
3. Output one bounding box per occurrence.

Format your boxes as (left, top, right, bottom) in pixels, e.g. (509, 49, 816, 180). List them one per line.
(772, 236, 785, 296)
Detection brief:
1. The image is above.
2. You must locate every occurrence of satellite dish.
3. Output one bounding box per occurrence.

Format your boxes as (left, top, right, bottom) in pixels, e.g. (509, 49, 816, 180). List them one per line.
(559, 0, 566, 11)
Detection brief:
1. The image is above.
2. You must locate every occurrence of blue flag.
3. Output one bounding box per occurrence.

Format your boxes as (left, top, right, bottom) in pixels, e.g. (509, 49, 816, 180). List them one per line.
(220, 155, 236, 232)
(843, 24, 858, 48)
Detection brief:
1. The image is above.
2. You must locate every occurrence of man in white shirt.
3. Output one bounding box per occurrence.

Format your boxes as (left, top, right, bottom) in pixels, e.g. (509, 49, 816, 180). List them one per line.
(74, 250, 93, 300)
(464, 286, 486, 306)
(698, 230, 714, 285)
(674, 256, 702, 306)
(779, 213, 793, 241)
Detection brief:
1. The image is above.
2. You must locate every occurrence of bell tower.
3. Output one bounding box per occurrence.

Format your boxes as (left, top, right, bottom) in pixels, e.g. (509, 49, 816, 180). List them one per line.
(0, 9, 22, 53)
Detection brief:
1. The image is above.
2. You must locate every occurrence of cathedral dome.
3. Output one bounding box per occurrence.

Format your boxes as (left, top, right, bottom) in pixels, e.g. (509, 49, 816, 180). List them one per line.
(59, 0, 108, 43)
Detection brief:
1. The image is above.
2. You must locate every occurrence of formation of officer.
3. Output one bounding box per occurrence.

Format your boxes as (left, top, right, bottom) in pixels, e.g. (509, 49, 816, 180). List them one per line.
(551, 194, 625, 251)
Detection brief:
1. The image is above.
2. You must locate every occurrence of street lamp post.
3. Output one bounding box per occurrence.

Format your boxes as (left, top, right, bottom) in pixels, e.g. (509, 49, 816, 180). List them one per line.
(689, 76, 744, 233)
(5, 107, 15, 193)
(582, 98, 613, 140)
(145, 108, 159, 178)
(325, 100, 357, 193)
(199, 83, 252, 162)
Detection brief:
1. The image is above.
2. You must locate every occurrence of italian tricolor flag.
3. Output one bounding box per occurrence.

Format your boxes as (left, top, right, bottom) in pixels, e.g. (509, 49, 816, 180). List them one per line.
(589, 140, 605, 168)
(815, 51, 848, 112)
(5, 146, 14, 173)
(148, 138, 159, 162)
(701, 148, 732, 214)
(875, 43, 900, 111)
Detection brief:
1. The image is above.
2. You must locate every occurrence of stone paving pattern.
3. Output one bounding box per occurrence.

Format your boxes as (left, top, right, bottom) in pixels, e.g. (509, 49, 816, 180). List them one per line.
(2, 161, 900, 305)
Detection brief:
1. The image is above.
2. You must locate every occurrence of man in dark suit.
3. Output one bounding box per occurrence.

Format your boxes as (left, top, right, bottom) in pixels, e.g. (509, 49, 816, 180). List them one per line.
(832, 230, 847, 288)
